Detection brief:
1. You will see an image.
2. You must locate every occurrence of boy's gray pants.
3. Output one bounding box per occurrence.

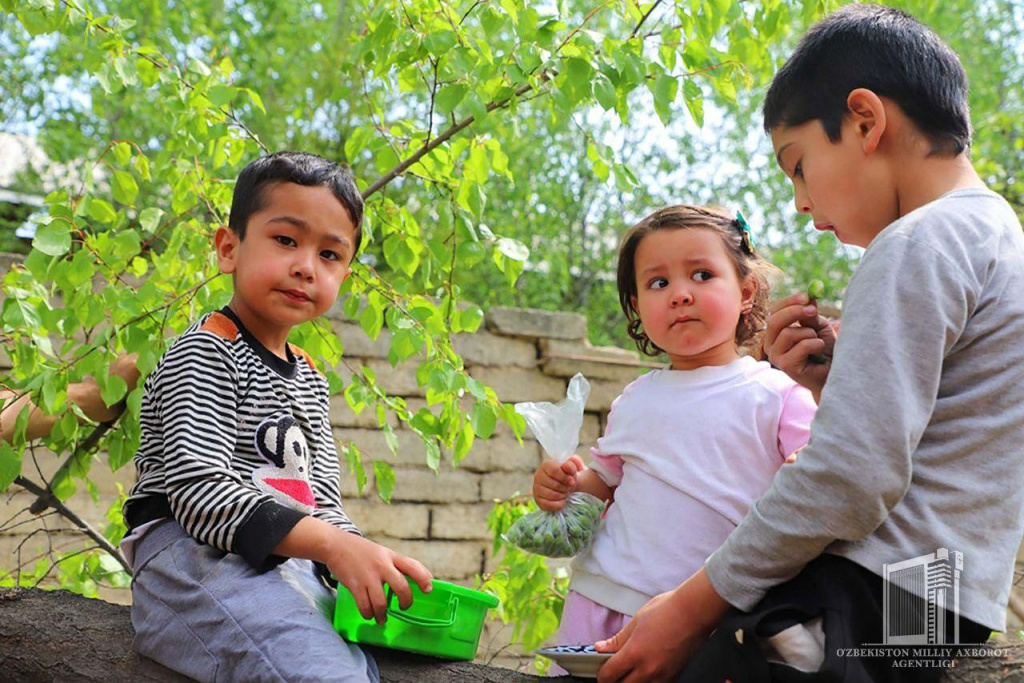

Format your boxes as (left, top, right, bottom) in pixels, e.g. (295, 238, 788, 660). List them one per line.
(130, 519, 379, 682)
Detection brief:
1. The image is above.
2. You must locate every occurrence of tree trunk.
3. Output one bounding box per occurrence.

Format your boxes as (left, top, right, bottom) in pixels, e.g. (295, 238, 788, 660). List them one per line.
(0, 588, 538, 682)
(2, 587, 1021, 681)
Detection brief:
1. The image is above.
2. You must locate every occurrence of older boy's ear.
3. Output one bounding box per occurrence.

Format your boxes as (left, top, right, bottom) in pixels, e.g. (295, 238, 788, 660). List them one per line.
(846, 88, 887, 155)
(214, 226, 239, 275)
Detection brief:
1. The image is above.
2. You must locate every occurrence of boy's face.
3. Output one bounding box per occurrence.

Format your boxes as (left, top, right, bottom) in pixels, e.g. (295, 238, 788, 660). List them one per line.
(216, 182, 356, 346)
(771, 118, 896, 248)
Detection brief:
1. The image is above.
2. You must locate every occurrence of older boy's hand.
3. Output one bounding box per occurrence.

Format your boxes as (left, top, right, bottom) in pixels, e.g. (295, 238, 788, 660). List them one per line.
(326, 531, 433, 624)
(533, 455, 585, 512)
(594, 567, 729, 682)
(764, 293, 837, 401)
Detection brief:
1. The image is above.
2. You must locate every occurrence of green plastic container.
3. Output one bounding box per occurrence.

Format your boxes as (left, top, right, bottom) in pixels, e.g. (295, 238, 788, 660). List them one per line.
(333, 579, 499, 661)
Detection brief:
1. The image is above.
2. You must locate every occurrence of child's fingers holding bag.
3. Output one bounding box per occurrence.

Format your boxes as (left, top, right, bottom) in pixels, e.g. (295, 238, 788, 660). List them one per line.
(534, 460, 575, 510)
(562, 455, 585, 477)
(535, 486, 570, 511)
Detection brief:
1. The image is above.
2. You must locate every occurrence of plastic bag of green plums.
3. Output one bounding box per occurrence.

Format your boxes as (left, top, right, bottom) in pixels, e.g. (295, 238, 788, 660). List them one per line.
(505, 374, 605, 558)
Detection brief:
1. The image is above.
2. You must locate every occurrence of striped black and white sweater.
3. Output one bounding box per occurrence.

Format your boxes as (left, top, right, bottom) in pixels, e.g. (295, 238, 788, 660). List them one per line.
(123, 307, 360, 571)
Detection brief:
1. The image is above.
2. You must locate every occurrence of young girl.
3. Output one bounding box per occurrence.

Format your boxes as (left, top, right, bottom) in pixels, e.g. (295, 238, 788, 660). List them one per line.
(532, 204, 817, 648)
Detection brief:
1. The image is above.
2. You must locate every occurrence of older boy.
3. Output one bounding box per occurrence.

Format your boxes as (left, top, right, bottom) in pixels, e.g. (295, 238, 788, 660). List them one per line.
(596, 6, 1024, 682)
(123, 152, 432, 682)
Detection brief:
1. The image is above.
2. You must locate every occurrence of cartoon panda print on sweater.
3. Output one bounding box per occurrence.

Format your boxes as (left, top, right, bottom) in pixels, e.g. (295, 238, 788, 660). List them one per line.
(252, 413, 317, 513)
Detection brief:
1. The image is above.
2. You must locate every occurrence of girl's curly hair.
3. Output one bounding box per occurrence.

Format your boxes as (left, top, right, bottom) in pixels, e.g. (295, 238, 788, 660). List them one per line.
(616, 204, 780, 357)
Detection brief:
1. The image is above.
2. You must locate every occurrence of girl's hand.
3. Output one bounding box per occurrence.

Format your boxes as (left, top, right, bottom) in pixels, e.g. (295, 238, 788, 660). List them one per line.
(325, 530, 433, 624)
(533, 455, 585, 512)
(764, 293, 838, 402)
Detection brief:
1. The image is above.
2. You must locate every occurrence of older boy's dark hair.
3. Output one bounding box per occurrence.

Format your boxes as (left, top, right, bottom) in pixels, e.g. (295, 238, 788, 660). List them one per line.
(228, 151, 364, 252)
(763, 4, 971, 156)
(617, 205, 778, 356)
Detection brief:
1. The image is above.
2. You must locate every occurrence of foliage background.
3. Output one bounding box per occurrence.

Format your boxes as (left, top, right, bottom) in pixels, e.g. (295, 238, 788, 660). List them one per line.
(1, 0, 1022, 662)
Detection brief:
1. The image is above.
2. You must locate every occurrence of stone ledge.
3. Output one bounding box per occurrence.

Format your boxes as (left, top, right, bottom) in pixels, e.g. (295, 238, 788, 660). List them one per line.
(485, 307, 587, 341)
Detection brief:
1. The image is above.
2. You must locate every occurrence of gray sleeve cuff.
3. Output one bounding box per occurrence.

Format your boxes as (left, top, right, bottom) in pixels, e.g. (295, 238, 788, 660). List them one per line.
(704, 546, 768, 612)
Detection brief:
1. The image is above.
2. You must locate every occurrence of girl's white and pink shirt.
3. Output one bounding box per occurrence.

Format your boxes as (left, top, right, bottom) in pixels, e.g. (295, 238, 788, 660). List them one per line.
(570, 355, 817, 616)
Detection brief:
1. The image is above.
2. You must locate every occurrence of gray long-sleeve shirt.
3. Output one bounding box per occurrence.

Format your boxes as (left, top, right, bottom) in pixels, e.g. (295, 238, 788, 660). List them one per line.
(706, 187, 1024, 630)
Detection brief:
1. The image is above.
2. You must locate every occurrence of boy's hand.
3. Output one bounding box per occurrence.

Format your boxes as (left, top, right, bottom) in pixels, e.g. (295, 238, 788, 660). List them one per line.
(595, 567, 729, 682)
(326, 531, 433, 624)
(533, 455, 585, 512)
(764, 293, 838, 401)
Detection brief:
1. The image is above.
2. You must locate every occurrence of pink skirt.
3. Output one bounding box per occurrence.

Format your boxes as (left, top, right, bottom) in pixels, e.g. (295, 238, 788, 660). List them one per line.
(546, 591, 631, 676)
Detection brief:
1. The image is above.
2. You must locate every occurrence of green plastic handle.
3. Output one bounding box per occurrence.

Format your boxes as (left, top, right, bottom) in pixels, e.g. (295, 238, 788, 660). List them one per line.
(386, 591, 458, 628)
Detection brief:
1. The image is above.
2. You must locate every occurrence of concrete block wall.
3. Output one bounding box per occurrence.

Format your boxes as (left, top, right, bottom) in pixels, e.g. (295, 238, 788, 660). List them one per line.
(320, 304, 653, 613)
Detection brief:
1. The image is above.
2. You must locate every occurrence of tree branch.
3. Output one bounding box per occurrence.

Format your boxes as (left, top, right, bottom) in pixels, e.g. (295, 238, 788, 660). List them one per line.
(14, 475, 131, 574)
(362, 78, 543, 198)
(630, 0, 664, 39)
(363, 0, 661, 199)
(27, 420, 118, 515)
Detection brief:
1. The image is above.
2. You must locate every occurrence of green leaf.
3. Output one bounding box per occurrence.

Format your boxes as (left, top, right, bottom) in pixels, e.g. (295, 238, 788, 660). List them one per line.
(424, 30, 457, 56)
(374, 460, 396, 503)
(496, 237, 529, 262)
(33, 219, 71, 256)
(436, 84, 469, 115)
(111, 170, 139, 206)
(359, 300, 385, 339)
(187, 58, 212, 77)
(424, 438, 441, 473)
(99, 375, 128, 408)
(457, 180, 486, 218)
(465, 143, 489, 184)
(651, 73, 678, 126)
(138, 207, 163, 234)
(343, 442, 367, 494)
(683, 79, 704, 127)
(458, 304, 484, 333)
(0, 442, 21, 491)
(455, 241, 486, 267)
(382, 424, 399, 455)
(207, 85, 235, 107)
(383, 235, 421, 277)
(110, 142, 132, 165)
(558, 57, 594, 106)
(242, 88, 265, 112)
(592, 73, 617, 111)
(342, 295, 361, 320)
(453, 420, 474, 465)
(88, 198, 118, 224)
(133, 153, 151, 180)
(471, 402, 497, 439)
(345, 126, 375, 160)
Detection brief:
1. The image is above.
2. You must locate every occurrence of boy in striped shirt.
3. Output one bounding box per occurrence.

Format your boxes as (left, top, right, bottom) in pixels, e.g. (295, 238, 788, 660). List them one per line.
(123, 151, 431, 682)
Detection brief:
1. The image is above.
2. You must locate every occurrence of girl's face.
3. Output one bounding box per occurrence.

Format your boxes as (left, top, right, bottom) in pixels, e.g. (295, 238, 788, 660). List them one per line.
(631, 227, 757, 370)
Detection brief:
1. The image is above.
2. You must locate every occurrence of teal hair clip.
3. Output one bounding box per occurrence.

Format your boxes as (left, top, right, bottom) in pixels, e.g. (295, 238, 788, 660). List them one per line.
(735, 211, 755, 252)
